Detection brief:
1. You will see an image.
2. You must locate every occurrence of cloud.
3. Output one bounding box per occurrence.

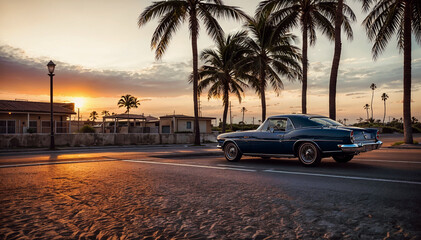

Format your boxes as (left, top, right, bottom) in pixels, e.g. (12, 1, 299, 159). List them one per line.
(0, 45, 193, 98)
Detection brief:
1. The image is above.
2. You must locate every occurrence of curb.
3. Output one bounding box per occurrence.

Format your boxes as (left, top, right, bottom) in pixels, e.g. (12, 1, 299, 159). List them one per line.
(0, 144, 219, 155)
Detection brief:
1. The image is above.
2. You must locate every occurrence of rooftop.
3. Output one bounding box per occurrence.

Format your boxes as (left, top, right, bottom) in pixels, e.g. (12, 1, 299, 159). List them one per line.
(0, 100, 75, 114)
(159, 114, 215, 120)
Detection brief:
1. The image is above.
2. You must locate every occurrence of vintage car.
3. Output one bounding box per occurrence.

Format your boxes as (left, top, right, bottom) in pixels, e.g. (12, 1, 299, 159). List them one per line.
(217, 114, 382, 166)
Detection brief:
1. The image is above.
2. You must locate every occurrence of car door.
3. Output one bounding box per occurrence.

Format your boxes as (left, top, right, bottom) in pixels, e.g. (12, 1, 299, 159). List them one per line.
(253, 118, 289, 154)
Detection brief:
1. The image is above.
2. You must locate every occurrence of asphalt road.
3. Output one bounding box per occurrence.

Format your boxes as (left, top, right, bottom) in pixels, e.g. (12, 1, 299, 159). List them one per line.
(0, 145, 420, 239)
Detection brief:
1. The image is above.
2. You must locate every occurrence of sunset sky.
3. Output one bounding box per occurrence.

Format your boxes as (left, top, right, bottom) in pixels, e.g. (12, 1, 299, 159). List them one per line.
(1, 0, 420, 123)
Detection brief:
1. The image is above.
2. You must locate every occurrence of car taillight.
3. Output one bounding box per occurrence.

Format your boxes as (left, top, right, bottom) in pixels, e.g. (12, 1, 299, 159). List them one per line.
(376, 130, 380, 140)
(350, 131, 354, 143)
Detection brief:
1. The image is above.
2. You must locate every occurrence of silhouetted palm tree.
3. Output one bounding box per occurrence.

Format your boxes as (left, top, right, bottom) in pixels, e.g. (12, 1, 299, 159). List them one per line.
(118, 95, 140, 132)
(370, 83, 377, 119)
(381, 93, 389, 125)
(138, 0, 247, 145)
(328, 0, 356, 120)
(243, 13, 302, 121)
(364, 104, 370, 121)
(118, 94, 140, 116)
(363, 0, 420, 144)
(257, 0, 354, 114)
(241, 107, 247, 123)
(102, 110, 110, 118)
(195, 31, 251, 133)
(90, 111, 98, 122)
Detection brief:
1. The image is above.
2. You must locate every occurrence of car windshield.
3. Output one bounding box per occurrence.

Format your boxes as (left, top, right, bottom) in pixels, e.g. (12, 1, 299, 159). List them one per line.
(309, 117, 343, 126)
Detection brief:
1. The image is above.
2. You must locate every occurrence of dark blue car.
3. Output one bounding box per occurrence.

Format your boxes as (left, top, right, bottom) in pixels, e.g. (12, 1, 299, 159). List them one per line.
(217, 114, 382, 166)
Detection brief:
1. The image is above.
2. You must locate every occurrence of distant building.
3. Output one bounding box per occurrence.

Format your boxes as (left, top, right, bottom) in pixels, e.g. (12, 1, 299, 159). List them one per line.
(159, 114, 215, 134)
(0, 100, 75, 134)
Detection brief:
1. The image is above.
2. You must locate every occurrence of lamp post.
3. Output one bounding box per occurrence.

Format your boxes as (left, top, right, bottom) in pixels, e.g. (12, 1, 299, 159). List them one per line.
(47, 60, 56, 150)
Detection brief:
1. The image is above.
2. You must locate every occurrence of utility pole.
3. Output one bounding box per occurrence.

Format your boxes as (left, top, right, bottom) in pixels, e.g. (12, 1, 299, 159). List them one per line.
(252, 117, 255, 127)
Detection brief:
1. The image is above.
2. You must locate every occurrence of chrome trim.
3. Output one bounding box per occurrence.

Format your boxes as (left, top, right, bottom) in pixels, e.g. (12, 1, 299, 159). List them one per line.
(244, 153, 295, 158)
(338, 141, 382, 153)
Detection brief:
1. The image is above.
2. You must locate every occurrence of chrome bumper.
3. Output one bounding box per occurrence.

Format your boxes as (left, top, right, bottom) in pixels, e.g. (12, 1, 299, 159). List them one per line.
(338, 141, 382, 153)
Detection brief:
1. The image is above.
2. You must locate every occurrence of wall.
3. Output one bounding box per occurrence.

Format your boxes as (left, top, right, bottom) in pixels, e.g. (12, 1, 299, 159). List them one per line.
(0, 113, 71, 134)
(0, 133, 218, 149)
(176, 119, 209, 133)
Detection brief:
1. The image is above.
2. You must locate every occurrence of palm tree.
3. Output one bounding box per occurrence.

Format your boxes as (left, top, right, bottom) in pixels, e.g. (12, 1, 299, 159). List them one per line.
(363, 0, 420, 144)
(195, 31, 251, 133)
(364, 104, 370, 121)
(381, 93, 389, 125)
(243, 13, 302, 121)
(102, 110, 110, 118)
(118, 95, 140, 132)
(138, 0, 247, 145)
(241, 107, 247, 124)
(370, 83, 377, 119)
(328, 0, 356, 120)
(257, 0, 354, 114)
(118, 94, 140, 116)
(89, 111, 98, 122)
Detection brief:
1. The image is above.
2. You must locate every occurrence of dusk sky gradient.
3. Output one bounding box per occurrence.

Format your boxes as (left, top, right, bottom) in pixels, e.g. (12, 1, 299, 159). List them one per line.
(0, 0, 420, 123)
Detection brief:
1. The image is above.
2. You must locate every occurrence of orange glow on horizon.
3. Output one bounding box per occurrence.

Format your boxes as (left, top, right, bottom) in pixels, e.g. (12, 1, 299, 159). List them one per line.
(72, 97, 86, 109)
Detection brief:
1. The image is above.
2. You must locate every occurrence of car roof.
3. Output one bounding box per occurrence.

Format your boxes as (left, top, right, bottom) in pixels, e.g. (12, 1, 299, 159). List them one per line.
(268, 114, 327, 120)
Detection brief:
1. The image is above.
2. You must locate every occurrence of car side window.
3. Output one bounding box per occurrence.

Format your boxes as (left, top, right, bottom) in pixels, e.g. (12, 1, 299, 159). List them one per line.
(266, 118, 287, 132)
(286, 118, 294, 131)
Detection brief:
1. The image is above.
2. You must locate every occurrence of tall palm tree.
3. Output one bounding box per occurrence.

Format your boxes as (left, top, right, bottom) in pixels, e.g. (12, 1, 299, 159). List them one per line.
(138, 0, 247, 145)
(364, 103, 370, 121)
(90, 111, 98, 122)
(241, 107, 247, 123)
(195, 31, 251, 133)
(243, 13, 302, 121)
(363, 0, 420, 144)
(118, 94, 140, 116)
(381, 93, 389, 125)
(257, 0, 354, 114)
(370, 83, 377, 119)
(118, 94, 140, 132)
(328, 0, 356, 120)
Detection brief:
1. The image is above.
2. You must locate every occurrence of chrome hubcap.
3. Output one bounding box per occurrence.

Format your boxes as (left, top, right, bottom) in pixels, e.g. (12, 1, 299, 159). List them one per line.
(225, 144, 237, 160)
(300, 144, 316, 164)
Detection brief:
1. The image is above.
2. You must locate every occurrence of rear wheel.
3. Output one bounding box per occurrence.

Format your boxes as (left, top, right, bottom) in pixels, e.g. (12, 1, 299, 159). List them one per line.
(333, 154, 354, 163)
(298, 142, 321, 167)
(224, 142, 242, 162)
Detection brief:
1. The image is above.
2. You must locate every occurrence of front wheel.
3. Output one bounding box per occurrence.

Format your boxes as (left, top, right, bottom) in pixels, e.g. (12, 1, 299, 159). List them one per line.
(224, 142, 242, 162)
(298, 142, 321, 167)
(333, 154, 354, 163)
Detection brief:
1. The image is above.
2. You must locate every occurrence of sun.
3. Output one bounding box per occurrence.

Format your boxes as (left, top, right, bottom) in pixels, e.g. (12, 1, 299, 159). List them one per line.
(72, 97, 85, 109)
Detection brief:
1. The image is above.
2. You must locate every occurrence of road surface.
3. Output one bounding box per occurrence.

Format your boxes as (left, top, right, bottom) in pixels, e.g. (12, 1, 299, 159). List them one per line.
(0, 145, 420, 239)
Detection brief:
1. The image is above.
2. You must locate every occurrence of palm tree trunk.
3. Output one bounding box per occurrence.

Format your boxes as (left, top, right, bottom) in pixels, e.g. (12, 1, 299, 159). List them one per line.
(127, 108, 130, 133)
(190, 7, 201, 145)
(383, 100, 386, 125)
(260, 67, 267, 122)
(302, 23, 308, 114)
(366, 109, 369, 121)
(222, 88, 229, 133)
(403, 1, 413, 144)
(371, 90, 374, 120)
(329, 0, 343, 121)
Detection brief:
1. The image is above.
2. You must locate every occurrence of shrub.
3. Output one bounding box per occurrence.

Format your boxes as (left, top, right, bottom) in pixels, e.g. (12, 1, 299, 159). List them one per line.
(80, 125, 95, 133)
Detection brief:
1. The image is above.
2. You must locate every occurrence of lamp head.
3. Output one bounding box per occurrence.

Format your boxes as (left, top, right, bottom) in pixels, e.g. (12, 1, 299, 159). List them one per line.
(47, 60, 56, 74)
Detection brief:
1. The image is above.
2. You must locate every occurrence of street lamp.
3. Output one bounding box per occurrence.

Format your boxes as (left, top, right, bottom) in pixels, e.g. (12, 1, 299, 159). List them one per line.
(47, 60, 56, 150)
